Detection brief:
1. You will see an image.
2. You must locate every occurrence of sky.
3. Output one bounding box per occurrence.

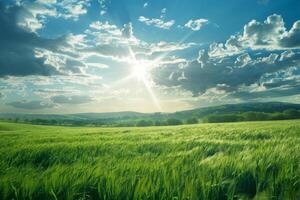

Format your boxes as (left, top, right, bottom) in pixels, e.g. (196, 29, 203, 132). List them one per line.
(0, 0, 300, 113)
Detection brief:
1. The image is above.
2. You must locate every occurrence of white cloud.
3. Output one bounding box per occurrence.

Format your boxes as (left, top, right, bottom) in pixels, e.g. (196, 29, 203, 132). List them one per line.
(243, 14, 285, 47)
(17, 1, 58, 32)
(280, 20, 300, 48)
(90, 21, 120, 33)
(98, 0, 107, 15)
(184, 19, 209, 31)
(209, 14, 300, 58)
(160, 8, 167, 18)
(58, 0, 90, 20)
(154, 49, 300, 98)
(81, 20, 195, 62)
(235, 53, 252, 67)
(37, 0, 57, 4)
(279, 50, 295, 61)
(139, 16, 175, 29)
(100, 10, 106, 16)
(16, 0, 90, 32)
(197, 50, 209, 67)
(86, 63, 109, 69)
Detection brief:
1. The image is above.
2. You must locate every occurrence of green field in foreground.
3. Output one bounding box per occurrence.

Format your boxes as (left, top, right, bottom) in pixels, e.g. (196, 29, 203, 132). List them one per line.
(0, 121, 299, 200)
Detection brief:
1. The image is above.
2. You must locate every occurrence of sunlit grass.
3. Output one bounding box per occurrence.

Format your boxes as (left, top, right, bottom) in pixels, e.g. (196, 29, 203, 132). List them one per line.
(0, 121, 299, 199)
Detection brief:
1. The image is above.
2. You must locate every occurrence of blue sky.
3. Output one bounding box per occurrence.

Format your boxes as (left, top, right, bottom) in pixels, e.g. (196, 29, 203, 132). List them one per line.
(0, 0, 300, 113)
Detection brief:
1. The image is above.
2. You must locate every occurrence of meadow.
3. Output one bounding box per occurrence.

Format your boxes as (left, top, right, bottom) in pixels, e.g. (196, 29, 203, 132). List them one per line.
(0, 120, 299, 200)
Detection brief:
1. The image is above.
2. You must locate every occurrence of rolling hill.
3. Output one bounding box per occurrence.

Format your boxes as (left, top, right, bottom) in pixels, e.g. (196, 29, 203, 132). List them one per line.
(1, 102, 300, 126)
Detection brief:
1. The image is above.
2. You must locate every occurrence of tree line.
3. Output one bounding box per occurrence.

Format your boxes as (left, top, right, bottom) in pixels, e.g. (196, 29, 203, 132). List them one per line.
(202, 109, 300, 123)
(4, 117, 199, 127)
(3, 109, 300, 126)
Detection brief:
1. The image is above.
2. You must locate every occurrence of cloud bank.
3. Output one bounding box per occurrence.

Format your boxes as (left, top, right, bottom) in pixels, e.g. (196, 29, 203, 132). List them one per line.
(153, 14, 300, 102)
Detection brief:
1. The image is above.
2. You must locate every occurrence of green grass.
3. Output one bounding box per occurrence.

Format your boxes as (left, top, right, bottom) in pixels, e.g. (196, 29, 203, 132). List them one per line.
(0, 120, 299, 200)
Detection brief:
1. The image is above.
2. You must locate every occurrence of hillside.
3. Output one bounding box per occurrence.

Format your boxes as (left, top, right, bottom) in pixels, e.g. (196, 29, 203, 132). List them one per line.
(176, 101, 300, 117)
(1, 102, 300, 126)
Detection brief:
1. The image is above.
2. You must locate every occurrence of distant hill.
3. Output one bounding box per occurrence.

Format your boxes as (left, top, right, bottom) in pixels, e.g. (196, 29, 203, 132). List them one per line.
(0, 111, 151, 121)
(176, 102, 300, 118)
(70, 111, 151, 119)
(1, 102, 300, 126)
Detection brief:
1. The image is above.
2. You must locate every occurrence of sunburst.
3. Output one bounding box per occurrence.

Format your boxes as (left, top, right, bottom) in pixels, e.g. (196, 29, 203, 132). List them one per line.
(126, 48, 162, 111)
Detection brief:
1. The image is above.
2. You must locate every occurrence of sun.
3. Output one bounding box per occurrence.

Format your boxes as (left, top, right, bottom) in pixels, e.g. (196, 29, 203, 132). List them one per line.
(132, 61, 148, 81)
(122, 48, 162, 111)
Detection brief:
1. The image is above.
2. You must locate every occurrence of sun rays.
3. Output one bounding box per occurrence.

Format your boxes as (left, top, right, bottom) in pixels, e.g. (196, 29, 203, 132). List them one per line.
(96, 29, 197, 113)
(102, 47, 162, 112)
(127, 48, 162, 112)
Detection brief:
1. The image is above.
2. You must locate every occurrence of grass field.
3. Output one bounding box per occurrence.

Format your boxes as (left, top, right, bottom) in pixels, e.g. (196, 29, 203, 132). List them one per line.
(0, 120, 299, 200)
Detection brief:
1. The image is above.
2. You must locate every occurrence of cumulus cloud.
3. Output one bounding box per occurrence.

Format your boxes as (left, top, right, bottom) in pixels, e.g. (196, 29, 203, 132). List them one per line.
(51, 95, 93, 104)
(90, 21, 119, 32)
(153, 49, 300, 97)
(15, 0, 89, 32)
(0, 2, 192, 79)
(3, 2, 299, 108)
(208, 14, 300, 58)
(82, 21, 141, 60)
(57, 0, 90, 20)
(138, 16, 175, 29)
(83, 21, 194, 61)
(7, 100, 55, 110)
(232, 82, 300, 100)
(17, 1, 58, 32)
(0, 3, 99, 77)
(243, 14, 285, 47)
(0, 4, 67, 77)
(279, 21, 300, 48)
(185, 19, 208, 31)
